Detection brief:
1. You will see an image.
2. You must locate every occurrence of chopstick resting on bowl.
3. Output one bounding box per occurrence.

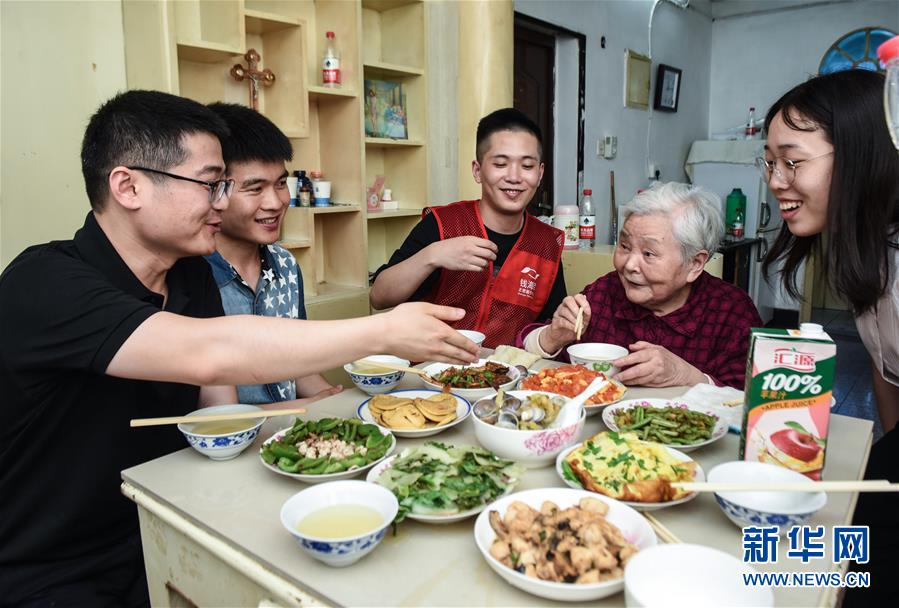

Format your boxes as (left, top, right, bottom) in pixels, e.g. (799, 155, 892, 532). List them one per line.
(643, 512, 681, 544)
(355, 358, 432, 379)
(130, 407, 306, 428)
(671, 480, 898, 493)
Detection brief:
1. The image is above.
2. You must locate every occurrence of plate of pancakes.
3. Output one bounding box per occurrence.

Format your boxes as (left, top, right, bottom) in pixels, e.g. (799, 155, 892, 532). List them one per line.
(356, 389, 472, 437)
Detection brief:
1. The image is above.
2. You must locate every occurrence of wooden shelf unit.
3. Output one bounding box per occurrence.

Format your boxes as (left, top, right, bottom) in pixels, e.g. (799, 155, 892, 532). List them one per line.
(121, 0, 432, 316)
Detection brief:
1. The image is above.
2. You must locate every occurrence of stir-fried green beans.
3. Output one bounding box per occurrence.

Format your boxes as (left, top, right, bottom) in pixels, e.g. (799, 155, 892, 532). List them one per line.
(260, 418, 392, 474)
(612, 405, 717, 445)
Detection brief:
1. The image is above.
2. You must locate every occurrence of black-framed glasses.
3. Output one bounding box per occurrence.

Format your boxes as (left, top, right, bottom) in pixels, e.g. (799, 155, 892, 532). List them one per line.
(754, 152, 833, 186)
(128, 166, 234, 204)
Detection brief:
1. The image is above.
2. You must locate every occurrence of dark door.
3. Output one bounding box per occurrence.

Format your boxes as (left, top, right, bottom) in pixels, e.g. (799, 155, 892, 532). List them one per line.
(514, 21, 554, 216)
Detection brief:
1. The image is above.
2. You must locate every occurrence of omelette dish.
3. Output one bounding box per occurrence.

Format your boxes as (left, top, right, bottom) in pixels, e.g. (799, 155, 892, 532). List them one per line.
(563, 432, 696, 503)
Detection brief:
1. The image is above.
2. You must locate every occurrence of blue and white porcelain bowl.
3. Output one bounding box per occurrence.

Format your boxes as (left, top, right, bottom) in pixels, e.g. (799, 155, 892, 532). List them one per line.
(280, 480, 398, 567)
(708, 461, 827, 535)
(177, 404, 266, 461)
(344, 355, 410, 395)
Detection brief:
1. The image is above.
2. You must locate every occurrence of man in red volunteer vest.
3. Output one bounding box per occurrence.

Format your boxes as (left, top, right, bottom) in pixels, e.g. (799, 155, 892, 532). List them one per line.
(370, 108, 566, 348)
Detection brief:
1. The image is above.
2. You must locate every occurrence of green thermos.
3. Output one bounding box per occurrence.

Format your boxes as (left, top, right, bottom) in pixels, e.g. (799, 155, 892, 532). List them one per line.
(725, 188, 746, 236)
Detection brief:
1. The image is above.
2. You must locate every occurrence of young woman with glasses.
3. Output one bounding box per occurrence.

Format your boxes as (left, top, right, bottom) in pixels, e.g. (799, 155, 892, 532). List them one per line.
(759, 69, 898, 606)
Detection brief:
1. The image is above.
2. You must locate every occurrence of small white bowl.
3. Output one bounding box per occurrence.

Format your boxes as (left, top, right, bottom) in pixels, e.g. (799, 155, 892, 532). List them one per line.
(356, 389, 471, 438)
(471, 390, 585, 467)
(420, 358, 521, 401)
(624, 544, 774, 607)
(280, 480, 398, 567)
(177, 404, 266, 461)
(344, 355, 410, 395)
(457, 329, 486, 346)
(708, 461, 826, 534)
(567, 343, 629, 377)
(474, 487, 656, 602)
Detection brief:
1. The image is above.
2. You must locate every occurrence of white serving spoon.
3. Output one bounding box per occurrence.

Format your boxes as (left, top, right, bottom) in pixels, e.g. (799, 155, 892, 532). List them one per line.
(548, 376, 610, 429)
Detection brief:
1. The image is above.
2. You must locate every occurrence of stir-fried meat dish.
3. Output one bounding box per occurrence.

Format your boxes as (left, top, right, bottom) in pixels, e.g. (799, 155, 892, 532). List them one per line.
(432, 361, 512, 389)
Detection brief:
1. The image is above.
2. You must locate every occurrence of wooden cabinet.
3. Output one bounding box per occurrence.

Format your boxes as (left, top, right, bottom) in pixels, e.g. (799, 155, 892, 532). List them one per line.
(122, 0, 430, 317)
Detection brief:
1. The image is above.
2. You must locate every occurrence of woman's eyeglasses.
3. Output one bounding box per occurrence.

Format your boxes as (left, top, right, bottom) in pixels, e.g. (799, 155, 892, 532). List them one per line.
(128, 166, 234, 204)
(754, 152, 833, 186)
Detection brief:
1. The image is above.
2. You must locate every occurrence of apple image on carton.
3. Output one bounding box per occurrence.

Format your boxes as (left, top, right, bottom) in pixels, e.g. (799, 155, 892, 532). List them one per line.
(759, 423, 825, 480)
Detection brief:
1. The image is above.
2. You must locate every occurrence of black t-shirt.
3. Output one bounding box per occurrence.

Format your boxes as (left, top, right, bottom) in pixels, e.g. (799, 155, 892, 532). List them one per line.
(375, 213, 567, 321)
(0, 213, 224, 584)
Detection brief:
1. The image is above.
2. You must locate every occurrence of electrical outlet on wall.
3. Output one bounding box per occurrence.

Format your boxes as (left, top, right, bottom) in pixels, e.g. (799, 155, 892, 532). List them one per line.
(597, 135, 617, 159)
(647, 162, 661, 180)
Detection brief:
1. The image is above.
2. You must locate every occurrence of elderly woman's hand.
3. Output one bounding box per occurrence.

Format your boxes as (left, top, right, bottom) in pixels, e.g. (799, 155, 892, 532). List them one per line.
(613, 341, 708, 387)
(538, 294, 591, 354)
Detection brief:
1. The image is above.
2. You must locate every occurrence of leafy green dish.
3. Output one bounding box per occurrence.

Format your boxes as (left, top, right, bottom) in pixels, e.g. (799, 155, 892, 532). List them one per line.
(373, 442, 523, 523)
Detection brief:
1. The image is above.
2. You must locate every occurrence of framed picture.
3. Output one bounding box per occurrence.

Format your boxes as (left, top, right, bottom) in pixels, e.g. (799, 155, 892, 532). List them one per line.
(364, 79, 407, 139)
(653, 64, 682, 112)
(623, 49, 651, 110)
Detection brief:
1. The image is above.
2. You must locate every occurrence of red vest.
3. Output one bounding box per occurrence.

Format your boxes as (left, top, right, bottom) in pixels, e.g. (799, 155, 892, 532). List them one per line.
(425, 200, 563, 348)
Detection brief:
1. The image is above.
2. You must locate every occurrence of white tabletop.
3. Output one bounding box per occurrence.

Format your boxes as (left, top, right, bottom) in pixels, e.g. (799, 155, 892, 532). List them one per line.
(122, 371, 872, 607)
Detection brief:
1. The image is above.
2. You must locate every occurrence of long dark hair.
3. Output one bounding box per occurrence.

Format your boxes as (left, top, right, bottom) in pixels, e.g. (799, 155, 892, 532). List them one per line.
(762, 70, 899, 316)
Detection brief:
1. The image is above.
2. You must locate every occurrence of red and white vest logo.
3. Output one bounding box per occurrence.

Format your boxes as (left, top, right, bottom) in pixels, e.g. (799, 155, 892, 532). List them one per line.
(517, 267, 540, 299)
(773, 348, 816, 372)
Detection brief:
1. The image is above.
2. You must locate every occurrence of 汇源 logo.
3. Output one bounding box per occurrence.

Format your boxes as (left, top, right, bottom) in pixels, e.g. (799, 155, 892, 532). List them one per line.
(773, 348, 816, 372)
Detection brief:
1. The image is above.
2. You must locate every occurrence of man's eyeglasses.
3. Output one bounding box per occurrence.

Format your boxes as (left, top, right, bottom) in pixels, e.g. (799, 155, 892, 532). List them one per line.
(754, 152, 833, 186)
(128, 166, 234, 204)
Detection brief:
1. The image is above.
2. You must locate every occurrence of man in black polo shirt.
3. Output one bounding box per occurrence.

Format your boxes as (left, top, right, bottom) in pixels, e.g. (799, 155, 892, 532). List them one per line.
(0, 91, 478, 606)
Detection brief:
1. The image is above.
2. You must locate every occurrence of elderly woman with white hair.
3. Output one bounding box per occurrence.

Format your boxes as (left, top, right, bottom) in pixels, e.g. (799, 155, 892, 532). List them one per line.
(516, 181, 762, 389)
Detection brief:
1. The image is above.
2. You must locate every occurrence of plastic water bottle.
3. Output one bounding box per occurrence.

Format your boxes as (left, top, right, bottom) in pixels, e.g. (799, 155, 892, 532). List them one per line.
(322, 31, 341, 88)
(744, 107, 757, 139)
(578, 189, 595, 249)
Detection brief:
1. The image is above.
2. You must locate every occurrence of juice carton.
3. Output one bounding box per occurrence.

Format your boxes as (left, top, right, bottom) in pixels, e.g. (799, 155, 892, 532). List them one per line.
(739, 323, 836, 480)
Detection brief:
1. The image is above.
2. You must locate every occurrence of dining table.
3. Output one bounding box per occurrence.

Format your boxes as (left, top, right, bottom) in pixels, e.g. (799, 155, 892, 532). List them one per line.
(121, 356, 873, 607)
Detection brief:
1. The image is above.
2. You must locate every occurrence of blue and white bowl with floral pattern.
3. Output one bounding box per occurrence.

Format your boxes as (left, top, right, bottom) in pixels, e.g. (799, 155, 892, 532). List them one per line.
(708, 461, 827, 535)
(344, 355, 410, 395)
(280, 480, 398, 567)
(177, 404, 266, 461)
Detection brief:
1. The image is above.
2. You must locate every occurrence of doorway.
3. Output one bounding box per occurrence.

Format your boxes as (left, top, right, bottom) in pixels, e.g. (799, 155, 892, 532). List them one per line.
(513, 13, 585, 216)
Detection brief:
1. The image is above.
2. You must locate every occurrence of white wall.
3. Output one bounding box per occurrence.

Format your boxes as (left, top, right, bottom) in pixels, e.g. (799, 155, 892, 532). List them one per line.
(0, 0, 127, 268)
(709, 0, 899, 134)
(515, 0, 712, 244)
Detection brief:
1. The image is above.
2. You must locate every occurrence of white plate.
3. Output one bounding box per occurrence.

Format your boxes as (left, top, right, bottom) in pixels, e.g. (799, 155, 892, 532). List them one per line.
(602, 398, 729, 452)
(366, 454, 516, 524)
(419, 359, 521, 400)
(555, 444, 706, 511)
(356, 389, 471, 438)
(259, 424, 396, 484)
(473, 487, 657, 602)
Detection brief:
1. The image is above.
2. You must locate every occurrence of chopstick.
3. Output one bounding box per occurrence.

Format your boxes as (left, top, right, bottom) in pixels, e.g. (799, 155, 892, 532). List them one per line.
(671, 480, 898, 493)
(130, 407, 306, 428)
(354, 358, 431, 378)
(644, 512, 681, 544)
(574, 306, 584, 341)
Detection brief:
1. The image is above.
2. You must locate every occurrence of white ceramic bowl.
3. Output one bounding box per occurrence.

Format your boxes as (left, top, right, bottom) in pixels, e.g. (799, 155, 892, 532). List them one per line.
(471, 390, 585, 467)
(474, 487, 656, 602)
(602, 398, 729, 453)
(567, 343, 629, 377)
(343, 355, 410, 395)
(708, 461, 827, 534)
(280, 480, 398, 567)
(457, 329, 486, 346)
(420, 358, 521, 401)
(555, 443, 706, 511)
(177, 404, 266, 461)
(356, 389, 471, 438)
(624, 544, 774, 607)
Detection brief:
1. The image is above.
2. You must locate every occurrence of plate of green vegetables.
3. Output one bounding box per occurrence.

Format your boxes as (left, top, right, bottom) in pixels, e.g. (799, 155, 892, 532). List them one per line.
(259, 417, 395, 483)
(601, 399, 728, 452)
(366, 442, 523, 524)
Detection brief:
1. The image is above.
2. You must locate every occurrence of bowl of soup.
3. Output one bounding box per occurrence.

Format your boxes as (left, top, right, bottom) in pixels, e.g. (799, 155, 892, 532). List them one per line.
(177, 404, 266, 461)
(280, 480, 398, 567)
(344, 355, 410, 395)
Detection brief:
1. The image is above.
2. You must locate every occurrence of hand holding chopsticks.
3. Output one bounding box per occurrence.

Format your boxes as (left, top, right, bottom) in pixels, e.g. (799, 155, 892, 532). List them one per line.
(130, 407, 306, 428)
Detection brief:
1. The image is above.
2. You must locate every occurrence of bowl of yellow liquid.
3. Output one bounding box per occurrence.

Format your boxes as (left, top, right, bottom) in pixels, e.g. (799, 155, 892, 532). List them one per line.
(344, 355, 410, 395)
(177, 404, 266, 461)
(281, 480, 398, 567)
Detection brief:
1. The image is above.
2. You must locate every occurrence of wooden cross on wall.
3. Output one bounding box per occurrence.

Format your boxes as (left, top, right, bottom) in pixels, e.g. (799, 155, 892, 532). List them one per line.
(230, 49, 275, 111)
